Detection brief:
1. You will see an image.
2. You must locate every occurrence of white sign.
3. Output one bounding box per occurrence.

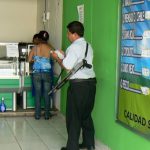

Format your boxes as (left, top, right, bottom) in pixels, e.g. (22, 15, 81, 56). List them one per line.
(6, 43, 19, 57)
(77, 4, 84, 24)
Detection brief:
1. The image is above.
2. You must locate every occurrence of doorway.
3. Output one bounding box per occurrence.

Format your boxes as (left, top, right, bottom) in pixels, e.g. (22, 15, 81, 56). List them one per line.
(37, 0, 63, 110)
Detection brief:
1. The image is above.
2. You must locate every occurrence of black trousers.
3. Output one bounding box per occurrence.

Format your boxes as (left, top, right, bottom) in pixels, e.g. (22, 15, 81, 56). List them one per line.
(66, 78, 96, 150)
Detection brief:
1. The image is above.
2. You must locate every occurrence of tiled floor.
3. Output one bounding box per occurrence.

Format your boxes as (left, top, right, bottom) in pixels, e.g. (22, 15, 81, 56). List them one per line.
(0, 113, 110, 150)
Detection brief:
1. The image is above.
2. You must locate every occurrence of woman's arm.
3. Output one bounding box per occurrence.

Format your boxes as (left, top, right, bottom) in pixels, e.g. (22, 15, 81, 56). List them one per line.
(28, 48, 35, 63)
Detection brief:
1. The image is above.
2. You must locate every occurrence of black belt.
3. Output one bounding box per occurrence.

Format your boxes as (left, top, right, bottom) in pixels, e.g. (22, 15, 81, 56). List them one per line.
(69, 78, 96, 83)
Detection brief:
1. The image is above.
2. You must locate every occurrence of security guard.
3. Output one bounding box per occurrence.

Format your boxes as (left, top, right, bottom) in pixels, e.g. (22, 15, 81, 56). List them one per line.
(57, 21, 97, 150)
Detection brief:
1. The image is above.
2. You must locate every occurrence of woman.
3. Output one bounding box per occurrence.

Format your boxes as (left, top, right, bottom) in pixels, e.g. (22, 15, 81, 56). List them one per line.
(28, 31, 58, 120)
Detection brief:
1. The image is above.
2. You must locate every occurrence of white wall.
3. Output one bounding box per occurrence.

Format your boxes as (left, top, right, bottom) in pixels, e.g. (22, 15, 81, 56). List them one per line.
(36, 0, 45, 32)
(37, 0, 63, 49)
(47, 0, 63, 50)
(0, 0, 37, 42)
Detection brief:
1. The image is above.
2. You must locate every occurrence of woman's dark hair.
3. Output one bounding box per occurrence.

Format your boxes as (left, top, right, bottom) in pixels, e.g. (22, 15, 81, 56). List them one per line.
(33, 34, 39, 39)
(67, 21, 84, 37)
(32, 33, 39, 44)
(38, 30, 49, 41)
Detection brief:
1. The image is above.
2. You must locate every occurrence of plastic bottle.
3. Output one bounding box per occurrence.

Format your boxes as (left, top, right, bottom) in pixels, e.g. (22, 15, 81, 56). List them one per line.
(0, 97, 6, 112)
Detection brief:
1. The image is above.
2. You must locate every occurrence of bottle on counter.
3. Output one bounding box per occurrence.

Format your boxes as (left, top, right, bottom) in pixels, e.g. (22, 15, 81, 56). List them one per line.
(0, 97, 6, 112)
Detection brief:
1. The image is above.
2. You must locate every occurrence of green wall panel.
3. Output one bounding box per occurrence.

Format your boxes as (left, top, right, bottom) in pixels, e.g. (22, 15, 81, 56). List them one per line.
(0, 93, 13, 110)
(0, 79, 19, 110)
(62, 0, 150, 150)
(24, 76, 32, 86)
(0, 79, 19, 88)
(27, 91, 35, 108)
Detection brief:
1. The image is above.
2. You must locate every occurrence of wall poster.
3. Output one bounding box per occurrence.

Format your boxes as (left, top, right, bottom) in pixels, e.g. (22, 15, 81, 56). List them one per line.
(117, 0, 150, 135)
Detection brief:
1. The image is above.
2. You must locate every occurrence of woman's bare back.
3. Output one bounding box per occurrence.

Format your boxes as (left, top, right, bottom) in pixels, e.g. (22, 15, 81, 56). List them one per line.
(35, 43, 51, 58)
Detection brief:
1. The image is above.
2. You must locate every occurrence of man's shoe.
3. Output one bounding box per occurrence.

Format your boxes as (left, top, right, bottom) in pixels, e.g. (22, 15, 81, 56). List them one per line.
(61, 147, 67, 150)
(79, 143, 86, 149)
(87, 146, 95, 150)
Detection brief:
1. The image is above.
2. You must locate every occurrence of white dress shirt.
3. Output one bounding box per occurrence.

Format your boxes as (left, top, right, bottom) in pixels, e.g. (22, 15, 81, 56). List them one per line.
(62, 38, 95, 79)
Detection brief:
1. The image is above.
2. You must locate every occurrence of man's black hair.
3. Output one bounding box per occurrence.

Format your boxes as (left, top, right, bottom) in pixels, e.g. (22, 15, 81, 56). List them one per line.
(67, 21, 84, 37)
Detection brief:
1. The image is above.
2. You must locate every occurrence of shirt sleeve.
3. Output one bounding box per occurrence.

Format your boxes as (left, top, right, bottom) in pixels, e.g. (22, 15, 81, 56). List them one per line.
(62, 45, 79, 70)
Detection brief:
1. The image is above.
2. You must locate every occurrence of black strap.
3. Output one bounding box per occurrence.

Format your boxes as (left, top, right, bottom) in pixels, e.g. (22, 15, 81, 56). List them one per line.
(84, 43, 88, 58)
(83, 43, 92, 68)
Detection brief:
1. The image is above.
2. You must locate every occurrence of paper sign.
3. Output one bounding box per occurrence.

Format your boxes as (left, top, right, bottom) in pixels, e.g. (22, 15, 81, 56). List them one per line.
(6, 43, 19, 57)
(77, 4, 84, 24)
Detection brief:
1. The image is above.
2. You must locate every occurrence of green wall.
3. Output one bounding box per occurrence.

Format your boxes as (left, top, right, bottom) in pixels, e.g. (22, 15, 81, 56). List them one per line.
(61, 0, 150, 150)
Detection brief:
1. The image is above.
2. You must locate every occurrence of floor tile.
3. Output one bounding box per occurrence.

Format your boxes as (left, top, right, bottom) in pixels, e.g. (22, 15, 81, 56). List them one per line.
(19, 139, 49, 150)
(0, 142, 21, 150)
(0, 112, 108, 150)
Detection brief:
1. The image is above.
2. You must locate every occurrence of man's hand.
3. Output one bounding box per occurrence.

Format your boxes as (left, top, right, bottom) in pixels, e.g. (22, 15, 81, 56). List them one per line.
(54, 50, 65, 59)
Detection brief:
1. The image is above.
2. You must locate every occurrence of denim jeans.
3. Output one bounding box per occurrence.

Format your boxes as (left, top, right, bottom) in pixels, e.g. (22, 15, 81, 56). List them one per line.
(33, 72, 51, 118)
